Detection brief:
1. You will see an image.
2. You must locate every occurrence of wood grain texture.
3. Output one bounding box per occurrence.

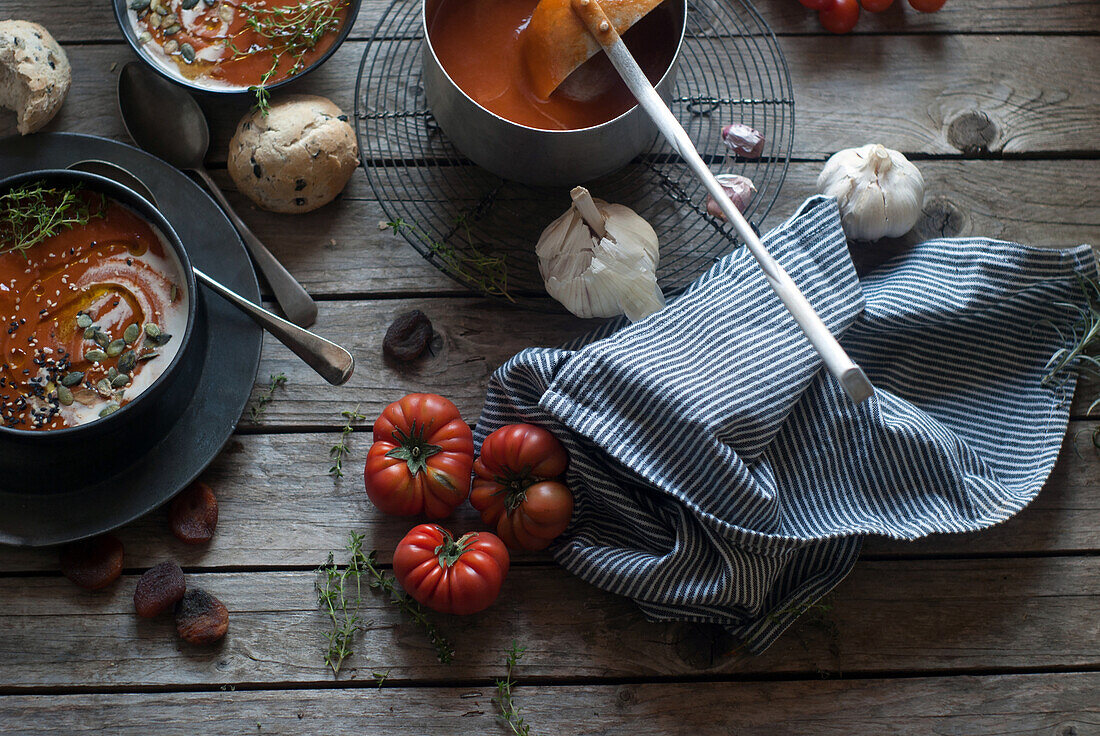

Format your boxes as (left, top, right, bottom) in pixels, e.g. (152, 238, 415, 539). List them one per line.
(2, 673, 1099, 735)
(0, 422, 1096, 573)
(0, 556, 1098, 688)
(3, 35, 1097, 159)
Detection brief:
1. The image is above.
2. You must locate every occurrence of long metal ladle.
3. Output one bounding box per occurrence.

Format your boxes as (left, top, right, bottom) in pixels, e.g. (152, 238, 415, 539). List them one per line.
(567, 0, 874, 404)
(116, 61, 319, 328)
(68, 160, 354, 386)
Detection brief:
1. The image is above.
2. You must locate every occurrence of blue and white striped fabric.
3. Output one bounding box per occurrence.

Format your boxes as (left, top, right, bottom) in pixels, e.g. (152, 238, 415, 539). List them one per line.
(475, 196, 1096, 652)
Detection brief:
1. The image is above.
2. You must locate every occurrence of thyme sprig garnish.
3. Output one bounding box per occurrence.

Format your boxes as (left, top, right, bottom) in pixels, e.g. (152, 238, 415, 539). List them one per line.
(0, 183, 105, 257)
(329, 405, 368, 479)
(494, 641, 532, 736)
(316, 532, 454, 675)
(227, 0, 346, 113)
(248, 372, 287, 422)
(387, 217, 512, 302)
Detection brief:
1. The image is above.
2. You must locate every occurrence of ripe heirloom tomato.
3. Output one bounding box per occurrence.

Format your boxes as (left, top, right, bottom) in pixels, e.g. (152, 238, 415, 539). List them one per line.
(364, 393, 474, 518)
(819, 0, 860, 33)
(860, 0, 893, 11)
(393, 524, 510, 615)
(470, 424, 573, 551)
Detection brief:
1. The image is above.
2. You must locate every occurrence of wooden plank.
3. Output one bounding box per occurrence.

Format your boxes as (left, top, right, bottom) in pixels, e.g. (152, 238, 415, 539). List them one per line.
(4, 36, 1098, 159)
(5, 0, 1098, 44)
(0, 421, 1097, 573)
(2, 673, 1098, 735)
(0, 556, 1097, 687)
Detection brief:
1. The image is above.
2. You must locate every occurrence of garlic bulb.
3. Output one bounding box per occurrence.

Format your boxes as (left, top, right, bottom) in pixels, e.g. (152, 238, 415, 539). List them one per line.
(537, 187, 664, 321)
(816, 144, 925, 241)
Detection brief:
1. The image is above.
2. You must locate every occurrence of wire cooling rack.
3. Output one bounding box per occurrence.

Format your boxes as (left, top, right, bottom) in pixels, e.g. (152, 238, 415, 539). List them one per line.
(354, 0, 794, 305)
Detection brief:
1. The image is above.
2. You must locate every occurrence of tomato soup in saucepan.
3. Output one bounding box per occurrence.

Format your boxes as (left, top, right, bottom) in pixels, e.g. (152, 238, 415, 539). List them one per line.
(0, 186, 188, 431)
(427, 0, 680, 131)
(129, 0, 348, 90)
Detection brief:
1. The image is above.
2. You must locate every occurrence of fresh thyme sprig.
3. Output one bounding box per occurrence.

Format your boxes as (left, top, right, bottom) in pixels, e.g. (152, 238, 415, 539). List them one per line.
(387, 217, 512, 302)
(248, 372, 287, 422)
(0, 183, 105, 257)
(226, 0, 346, 113)
(316, 532, 371, 675)
(329, 405, 368, 479)
(316, 533, 454, 673)
(494, 641, 532, 736)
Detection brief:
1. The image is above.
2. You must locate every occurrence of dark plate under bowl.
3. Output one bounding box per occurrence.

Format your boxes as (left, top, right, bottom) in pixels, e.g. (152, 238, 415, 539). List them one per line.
(112, 0, 362, 97)
(0, 169, 200, 491)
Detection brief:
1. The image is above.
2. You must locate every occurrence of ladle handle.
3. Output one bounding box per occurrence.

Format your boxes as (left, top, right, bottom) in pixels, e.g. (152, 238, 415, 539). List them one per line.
(191, 167, 319, 329)
(194, 267, 354, 386)
(570, 0, 873, 404)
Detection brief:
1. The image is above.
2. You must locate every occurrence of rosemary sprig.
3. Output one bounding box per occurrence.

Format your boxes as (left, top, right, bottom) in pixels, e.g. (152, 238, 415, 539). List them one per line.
(248, 372, 287, 422)
(0, 183, 104, 257)
(1042, 277, 1100, 412)
(494, 641, 532, 736)
(227, 0, 346, 113)
(387, 217, 512, 302)
(329, 405, 368, 479)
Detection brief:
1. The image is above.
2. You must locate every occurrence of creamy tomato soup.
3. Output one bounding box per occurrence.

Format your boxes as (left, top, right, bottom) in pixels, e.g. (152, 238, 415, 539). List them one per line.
(0, 187, 187, 430)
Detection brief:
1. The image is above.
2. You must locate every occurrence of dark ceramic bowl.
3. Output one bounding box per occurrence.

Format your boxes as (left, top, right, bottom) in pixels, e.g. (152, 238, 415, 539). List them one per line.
(0, 169, 199, 492)
(112, 0, 362, 97)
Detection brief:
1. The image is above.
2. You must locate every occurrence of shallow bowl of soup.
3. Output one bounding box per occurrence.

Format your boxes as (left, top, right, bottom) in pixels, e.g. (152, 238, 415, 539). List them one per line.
(0, 169, 199, 491)
(421, 0, 686, 186)
(113, 0, 361, 97)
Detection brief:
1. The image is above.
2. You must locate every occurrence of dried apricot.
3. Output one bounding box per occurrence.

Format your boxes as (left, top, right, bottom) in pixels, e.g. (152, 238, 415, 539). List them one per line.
(134, 561, 186, 618)
(383, 309, 433, 362)
(175, 588, 229, 645)
(169, 480, 219, 544)
(59, 534, 124, 590)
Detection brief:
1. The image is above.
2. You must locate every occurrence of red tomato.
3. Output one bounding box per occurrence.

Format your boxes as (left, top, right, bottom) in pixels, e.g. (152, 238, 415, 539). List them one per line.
(393, 524, 509, 615)
(907, 0, 945, 11)
(798, 0, 830, 9)
(819, 0, 860, 32)
(860, 0, 893, 11)
(470, 424, 573, 551)
(364, 394, 474, 518)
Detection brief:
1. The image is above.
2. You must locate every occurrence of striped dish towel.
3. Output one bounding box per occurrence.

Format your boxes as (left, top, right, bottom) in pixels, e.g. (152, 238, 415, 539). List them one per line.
(475, 196, 1096, 652)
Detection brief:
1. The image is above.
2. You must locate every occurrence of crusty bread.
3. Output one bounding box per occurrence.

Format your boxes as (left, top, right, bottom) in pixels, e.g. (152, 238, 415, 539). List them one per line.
(227, 95, 360, 214)
(0, 20, 70, 135)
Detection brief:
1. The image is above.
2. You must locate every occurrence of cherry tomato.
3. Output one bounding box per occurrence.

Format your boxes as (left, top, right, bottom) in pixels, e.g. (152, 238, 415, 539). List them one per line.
(364, 393, 474, 518)
(860, 0, 894, 11)
(798, 0, 831, 9)
(392, 524, 510, 615)
(907, 0, 945, 11)
(819, 0, 860, 33)
(470, 424, 573, 551)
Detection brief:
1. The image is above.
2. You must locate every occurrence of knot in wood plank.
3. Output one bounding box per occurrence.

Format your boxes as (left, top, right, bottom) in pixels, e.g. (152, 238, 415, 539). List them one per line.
(917, 197, 968, 239)
(947, 111, 1000, 155)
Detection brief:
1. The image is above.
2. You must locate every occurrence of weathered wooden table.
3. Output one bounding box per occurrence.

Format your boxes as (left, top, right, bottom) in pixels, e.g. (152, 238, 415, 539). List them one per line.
(2, 1, 1099, 733)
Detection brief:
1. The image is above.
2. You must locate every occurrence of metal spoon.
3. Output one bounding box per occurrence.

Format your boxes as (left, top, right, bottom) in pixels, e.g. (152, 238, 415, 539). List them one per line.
(67, 159, 355, 386)
(116, 61, 319, 328)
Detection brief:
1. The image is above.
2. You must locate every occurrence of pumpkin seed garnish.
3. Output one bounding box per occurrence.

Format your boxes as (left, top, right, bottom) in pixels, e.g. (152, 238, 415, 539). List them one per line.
(107, 366, 119, 381)
(144, 322, 161, 339)
(181, 0, 199, 9)
(129, 0, 150, 10)
(96, 378, 113, 397)
(84, 349, 108, 363)
(124, 323, 140, 345)
(118, 350, 138, 374)
(83, 326, 97, 339)
(93, 330, 111, 349)
(111, 374, 130, 389)
(106, 338, 126, 357)
(164, 39, 179, 54)
(139, 349, 160, 361)
(57, 385, 74, 406)
(149, 12, 163, 28)
(76, 313, 92, 329)
(99, 403, 120, 418)
(180, 43, 196, 63)
(164, 23, 181, 35)
(61, 371, 83, 387)
(138, 31, 153, 44)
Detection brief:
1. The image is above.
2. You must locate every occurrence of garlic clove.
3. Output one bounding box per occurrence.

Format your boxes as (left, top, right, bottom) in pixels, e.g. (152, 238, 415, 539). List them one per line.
(705, 174, 756, 220)
(721, 123, 765, 159)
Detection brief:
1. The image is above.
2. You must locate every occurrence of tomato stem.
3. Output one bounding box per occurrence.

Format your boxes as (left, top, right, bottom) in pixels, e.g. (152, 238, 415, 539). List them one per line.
(386, 420, 443, 476)
(433, 527, 480, 568)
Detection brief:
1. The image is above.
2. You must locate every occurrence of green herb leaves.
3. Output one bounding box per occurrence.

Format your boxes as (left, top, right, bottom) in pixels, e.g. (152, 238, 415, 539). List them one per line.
(329, 405, 367, 479)
(248, 372, 287, 422)
(494, 641, 532, 736)
(0, 183, 105, 257)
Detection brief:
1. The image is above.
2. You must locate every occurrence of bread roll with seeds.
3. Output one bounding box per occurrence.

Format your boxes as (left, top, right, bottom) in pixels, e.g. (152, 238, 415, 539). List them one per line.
(228, 95, 360, 214)
(0, 21, 71, 135)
